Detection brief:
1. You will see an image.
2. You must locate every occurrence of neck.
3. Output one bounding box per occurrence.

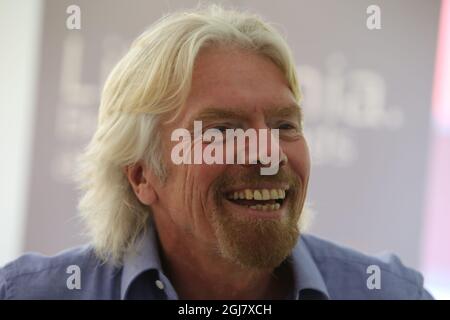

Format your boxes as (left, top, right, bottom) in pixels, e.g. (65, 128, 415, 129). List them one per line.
(152, 216, 290, 300)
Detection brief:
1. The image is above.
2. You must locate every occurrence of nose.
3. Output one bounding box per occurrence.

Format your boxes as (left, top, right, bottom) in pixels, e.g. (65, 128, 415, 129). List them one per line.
(238, 127, 288, 171)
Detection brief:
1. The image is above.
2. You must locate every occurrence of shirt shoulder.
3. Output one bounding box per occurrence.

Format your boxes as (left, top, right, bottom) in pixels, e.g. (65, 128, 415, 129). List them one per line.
(301, 234, 433, 299)
(0, 245, 121, 299)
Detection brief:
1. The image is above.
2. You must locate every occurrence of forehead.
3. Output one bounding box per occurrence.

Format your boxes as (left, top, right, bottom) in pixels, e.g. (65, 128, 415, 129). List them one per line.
(177, 47, 298, 123)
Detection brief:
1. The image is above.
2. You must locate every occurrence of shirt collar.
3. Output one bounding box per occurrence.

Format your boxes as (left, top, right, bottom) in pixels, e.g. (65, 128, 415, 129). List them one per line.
(121, 220, 329, 300)
(289, 236, 330, 299)
(121, 220, 163, 299)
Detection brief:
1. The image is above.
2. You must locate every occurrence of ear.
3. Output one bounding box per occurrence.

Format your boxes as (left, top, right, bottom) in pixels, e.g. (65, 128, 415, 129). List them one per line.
(123, 161, 157, 205)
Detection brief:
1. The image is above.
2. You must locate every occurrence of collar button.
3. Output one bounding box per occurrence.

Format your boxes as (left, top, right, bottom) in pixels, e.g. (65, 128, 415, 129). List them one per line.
(155, 280, 165, 290)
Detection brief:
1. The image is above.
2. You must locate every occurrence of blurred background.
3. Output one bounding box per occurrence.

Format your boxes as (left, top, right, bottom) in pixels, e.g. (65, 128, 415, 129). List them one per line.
(0, 0, 449, 298)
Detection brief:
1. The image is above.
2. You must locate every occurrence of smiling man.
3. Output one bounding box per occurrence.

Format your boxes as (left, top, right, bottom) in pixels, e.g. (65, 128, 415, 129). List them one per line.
(0, 5, 432, 300)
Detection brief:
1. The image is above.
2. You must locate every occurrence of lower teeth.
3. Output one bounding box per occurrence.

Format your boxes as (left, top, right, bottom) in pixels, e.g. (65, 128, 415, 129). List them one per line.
(248, 203, 280, 211)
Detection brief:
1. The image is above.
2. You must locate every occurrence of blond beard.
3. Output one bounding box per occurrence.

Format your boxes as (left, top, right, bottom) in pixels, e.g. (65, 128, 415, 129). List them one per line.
(209, 170, 305, 269)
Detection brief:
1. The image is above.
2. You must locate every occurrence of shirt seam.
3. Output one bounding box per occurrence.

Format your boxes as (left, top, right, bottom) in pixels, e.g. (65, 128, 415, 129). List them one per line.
(312, 254, 422, 288)
(4, 264, 75, 283)
(4, 252, 102, 282)
(0, 270, 10, 299)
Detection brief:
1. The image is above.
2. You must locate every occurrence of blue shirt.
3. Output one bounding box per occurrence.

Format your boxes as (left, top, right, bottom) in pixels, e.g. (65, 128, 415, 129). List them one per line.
(0, 222, 433, 300)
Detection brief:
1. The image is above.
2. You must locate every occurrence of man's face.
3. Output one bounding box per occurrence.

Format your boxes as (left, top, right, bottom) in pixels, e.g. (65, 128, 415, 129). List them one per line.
(154, 47, 310, 269)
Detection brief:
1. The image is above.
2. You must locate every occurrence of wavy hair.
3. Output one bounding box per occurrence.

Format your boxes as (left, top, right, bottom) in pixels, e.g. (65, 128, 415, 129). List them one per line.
(74, 4, 303, 265)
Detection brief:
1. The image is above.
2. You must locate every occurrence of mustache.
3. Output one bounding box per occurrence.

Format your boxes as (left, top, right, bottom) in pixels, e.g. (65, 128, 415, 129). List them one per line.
(213, 166, 300, 194)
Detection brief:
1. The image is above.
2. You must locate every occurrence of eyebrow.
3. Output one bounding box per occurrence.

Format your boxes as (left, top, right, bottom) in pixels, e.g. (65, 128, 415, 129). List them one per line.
(267, 105, 302, 122)
(190, 108, 247, 124)
(187, 104, 302, 128)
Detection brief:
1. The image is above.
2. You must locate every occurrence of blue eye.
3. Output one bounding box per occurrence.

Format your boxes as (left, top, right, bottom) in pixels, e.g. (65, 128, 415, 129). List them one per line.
(278, 123, 296, 130)
(212, 125, 229, 133)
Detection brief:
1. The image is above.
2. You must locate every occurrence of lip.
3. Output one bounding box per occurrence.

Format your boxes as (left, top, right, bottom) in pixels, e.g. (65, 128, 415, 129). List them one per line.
(222, 184, 290, 194)
(222, 192, 289, 220)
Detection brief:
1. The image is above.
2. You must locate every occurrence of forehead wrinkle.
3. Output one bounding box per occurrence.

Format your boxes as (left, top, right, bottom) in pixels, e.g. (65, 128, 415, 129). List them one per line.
(265, 104, 302, 121)
(186, 107, 249, 128)
(185, 104, 302, 130)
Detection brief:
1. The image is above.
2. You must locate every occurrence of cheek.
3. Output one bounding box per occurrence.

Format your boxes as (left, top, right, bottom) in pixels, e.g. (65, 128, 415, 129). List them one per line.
(165, 162, 226, 209)
(175, 164, 227, 238)
(284, 138, 311, 183)
(191, 163, 228, 206)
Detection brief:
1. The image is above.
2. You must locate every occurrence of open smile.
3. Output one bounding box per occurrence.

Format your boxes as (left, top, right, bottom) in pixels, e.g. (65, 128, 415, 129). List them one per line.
(224, 187, 289, 212)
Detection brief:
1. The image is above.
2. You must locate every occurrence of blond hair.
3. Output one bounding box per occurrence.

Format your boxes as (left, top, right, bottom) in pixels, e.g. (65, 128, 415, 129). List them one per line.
(75, 4, 302, 265)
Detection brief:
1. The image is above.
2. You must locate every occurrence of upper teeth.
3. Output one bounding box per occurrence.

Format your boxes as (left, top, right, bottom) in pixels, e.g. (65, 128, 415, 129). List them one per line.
(227, 189, 286, 200)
